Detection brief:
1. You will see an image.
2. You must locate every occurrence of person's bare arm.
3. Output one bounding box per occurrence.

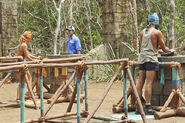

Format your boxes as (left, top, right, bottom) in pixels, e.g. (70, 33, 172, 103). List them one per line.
(140, 30, 144, 44)
(29, 54, 41, 60)
(22, 44, 34, 61)
(158, 31, 169, 52)
(158, 30, 175, 54)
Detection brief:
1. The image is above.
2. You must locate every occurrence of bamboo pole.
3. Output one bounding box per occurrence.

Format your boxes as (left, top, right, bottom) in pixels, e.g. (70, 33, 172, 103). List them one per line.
(25, 75, 38, 110)
(0, 73, 11, 88)
(126, 68, 147, 123)
(44, 72, 76, 117)
(84, 65, 123, 123)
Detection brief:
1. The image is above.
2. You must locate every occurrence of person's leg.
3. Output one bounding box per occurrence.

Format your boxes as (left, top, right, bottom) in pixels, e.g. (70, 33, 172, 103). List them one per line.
(26, 71, 33, 97)
(145, 71, 156, 103)
(17, 83, 20, 101)
(135, 64, 146, 114)
(35, 77, 40, 96)
(144, 62, 158, 114)
(16, 72, 21, 102)
(136, 70, 146, 98)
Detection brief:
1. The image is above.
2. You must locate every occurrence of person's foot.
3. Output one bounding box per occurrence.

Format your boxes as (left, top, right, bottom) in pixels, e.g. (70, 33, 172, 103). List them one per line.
(145, 105, 156, 115)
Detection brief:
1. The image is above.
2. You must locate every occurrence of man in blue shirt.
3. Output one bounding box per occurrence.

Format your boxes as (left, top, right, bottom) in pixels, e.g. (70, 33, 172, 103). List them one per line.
(66, 26, 81, 54)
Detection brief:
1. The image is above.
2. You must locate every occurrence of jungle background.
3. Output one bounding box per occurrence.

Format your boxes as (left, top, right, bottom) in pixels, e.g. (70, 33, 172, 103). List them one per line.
(16, 0, 184, 56)
(0, 0, 184, 81)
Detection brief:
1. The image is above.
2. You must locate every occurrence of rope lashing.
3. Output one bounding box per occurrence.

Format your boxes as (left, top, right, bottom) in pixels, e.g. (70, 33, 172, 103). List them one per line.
(159, 62, 165, 85)
(172, 67, 179, 87)
(78, 60, 85, 67)
(23, 64, 28, 71)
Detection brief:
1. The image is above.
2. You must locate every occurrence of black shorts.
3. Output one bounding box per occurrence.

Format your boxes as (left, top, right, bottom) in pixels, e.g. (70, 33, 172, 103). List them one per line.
(139, 62, 159, 71)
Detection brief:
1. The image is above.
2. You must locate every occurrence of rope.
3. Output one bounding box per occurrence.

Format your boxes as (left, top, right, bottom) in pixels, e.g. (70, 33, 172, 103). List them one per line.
(23, 64, 28, 71)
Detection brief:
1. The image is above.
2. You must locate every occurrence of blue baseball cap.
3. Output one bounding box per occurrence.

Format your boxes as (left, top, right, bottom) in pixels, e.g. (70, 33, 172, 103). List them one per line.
(148, 13, 159, 25)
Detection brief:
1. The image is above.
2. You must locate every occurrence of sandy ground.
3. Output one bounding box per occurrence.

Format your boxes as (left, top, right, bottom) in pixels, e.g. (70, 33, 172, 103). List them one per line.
(0, 81, 185, 123)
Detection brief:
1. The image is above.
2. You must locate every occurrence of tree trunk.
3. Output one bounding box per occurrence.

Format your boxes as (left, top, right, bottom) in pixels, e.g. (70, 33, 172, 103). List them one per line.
(168, 0, 175, 48)
(145, 0, 151, 13)
(52, 0, 65, 55)
(130, 0, 139, 53)
(86, 0, 93, 50)
(68, 0, 74, 26)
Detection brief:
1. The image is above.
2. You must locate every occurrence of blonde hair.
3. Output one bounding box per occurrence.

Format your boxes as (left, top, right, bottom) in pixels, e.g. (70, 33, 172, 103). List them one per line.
(17, 35, 25, 53)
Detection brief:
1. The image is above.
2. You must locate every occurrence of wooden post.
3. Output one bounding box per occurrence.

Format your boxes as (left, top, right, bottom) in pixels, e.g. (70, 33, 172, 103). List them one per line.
(40, 68, 44, 117)
(123, 69, 128, 119)
(25, 74, 38, 109)
(126, 68, 147, 123)
(66, 79, 77, 113)
(84, 70, 88, 111)
(20, 69, 25, 123)
(0, 73, 12, 88)
(77, 71, 82, 123)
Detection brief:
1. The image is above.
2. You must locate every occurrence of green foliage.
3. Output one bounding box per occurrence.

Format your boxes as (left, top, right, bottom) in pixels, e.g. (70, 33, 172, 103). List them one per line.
(17, 0, 184, 56)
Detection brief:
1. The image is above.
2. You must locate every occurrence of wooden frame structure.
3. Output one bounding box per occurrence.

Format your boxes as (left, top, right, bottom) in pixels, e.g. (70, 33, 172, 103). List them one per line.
(113, 61, 182, 113)
(154, 64, 185, 119)
(0, 58, 146, 123)
(0, 56, 39, 109)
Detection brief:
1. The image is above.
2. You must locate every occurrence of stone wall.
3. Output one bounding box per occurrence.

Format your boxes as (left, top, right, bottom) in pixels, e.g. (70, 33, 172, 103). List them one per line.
(0, 0, 17, 56)
(102, 0, 129, 57)
(152, 56, 185, 106)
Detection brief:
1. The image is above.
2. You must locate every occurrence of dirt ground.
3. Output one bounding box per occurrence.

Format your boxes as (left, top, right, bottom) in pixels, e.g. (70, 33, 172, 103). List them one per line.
(0, 81, 185, 123)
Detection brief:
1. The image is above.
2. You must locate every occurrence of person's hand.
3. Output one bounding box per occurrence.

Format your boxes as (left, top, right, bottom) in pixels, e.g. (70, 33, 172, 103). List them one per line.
(169, 49, 175, 53)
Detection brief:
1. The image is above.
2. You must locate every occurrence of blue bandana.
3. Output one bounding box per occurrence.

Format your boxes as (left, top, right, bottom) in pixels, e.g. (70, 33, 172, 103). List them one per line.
(146, 13, 159, 31)
(148, 13, 159, 25)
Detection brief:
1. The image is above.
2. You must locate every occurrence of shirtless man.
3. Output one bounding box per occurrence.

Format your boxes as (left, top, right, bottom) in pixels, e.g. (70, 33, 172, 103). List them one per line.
(136, 13, 174, 114)
(16, 31, 41, 101)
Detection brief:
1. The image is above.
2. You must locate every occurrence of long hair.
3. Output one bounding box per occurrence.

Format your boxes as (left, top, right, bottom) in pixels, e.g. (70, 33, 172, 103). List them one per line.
(16, 35, 25, 55)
